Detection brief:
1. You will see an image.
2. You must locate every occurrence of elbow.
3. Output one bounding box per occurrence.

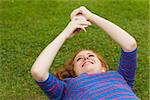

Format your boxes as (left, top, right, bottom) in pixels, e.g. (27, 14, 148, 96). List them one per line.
(31, 67, 41, 81)
(31, 67, 47, 81)
(124, 39, 137, 52)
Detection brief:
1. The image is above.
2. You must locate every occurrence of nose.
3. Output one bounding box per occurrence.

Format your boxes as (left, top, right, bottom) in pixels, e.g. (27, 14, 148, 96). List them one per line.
(84, 56, 89, 60)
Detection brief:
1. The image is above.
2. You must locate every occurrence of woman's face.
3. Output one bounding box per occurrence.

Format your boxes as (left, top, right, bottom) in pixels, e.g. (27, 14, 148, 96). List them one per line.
(73, 50, 105, 76)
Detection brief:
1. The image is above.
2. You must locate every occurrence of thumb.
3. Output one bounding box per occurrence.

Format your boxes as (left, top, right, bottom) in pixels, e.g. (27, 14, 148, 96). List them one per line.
(71, 8, 82, 20)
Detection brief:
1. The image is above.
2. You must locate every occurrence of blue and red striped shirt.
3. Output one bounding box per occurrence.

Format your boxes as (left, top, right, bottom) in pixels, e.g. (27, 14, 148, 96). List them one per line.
(35, 48, 139, 100)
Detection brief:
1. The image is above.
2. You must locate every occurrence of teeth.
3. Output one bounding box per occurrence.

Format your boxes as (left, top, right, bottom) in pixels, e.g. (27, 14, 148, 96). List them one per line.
(82, 61, 93, 67)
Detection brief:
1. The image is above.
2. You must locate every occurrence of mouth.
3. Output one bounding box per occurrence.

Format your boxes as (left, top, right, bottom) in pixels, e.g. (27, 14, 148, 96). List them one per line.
(82, 61, 94, 67)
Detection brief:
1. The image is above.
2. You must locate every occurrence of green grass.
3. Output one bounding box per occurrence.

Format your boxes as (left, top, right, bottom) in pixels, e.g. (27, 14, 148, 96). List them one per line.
(0, 0, 149, 99)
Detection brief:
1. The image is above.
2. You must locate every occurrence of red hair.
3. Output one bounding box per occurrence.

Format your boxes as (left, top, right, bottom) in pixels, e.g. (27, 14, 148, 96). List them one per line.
(54, 49, 109, 81)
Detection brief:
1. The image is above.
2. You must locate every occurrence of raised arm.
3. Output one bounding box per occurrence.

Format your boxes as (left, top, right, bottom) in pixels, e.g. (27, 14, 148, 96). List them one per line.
(31, 16, 91, 82)
(31, 31, 66, 81)
(71, 6, 137, 52)
(89, 14, 137, 52)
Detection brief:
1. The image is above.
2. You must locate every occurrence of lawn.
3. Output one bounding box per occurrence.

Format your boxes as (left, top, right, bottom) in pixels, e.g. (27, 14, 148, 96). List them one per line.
(0, 0, 149, 99)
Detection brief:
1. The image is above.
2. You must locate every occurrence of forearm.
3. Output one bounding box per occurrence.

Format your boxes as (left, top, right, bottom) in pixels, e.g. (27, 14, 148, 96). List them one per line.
(31, 31, 67, 81)
(31, 16, 90, 81)
(90, 14, 137, 52)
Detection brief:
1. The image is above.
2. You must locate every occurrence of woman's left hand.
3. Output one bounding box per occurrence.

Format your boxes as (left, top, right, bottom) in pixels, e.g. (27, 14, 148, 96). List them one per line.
(70, 6, 94, 22)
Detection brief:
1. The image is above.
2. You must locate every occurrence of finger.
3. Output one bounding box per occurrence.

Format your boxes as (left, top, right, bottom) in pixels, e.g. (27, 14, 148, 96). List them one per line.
(72, 14, 92, 26)
(71, 9, 79, 20)
(82, 24, 88, 28)
(76, 20, 92, 26)
(76, 25, 87, 32)
(86, 21, 92, 25)
(72, 15, 86, 21)
(80, 6, 86, 10)
(70, 8, 81, 20)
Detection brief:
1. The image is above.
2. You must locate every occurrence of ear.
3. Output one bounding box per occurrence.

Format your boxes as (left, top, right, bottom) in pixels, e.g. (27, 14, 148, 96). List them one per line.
(101, 68, 106, 72)
(102, 69, 105, 72)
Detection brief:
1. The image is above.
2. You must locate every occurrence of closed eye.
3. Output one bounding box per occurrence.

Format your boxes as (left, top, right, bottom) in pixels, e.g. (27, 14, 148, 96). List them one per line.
(77, 58, 82, 61)
(89, 54, 94, 57)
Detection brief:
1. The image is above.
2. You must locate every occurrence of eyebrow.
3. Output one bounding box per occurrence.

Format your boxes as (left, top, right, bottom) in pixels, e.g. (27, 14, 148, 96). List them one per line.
(76, 53, 93, 59)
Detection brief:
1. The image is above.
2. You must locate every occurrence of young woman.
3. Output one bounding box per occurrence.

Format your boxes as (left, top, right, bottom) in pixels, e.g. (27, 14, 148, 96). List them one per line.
(31, 6, 138, 100)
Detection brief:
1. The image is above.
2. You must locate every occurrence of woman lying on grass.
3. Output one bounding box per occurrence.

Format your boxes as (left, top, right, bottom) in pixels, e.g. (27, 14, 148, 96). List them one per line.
(31, 6, 139, 100)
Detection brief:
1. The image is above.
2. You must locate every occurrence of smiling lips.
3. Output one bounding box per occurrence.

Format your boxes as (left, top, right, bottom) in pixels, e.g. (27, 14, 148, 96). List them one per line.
(82, 61, 94, 67)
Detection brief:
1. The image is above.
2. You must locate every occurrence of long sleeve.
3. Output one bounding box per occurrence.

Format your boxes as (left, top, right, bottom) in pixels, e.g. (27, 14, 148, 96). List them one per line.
(117, 48, 137, 90)
(35, 73, 66, 100)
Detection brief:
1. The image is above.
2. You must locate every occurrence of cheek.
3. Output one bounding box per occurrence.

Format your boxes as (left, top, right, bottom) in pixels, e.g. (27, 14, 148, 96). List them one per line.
(74, 61, 82, 67)
(74, 62, 78, 67)
(95, 59, 102, 66)
(74, 61, 83, 71)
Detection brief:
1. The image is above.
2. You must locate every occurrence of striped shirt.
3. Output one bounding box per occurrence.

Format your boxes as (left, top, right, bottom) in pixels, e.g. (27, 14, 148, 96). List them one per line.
(35, 48, 139, 100)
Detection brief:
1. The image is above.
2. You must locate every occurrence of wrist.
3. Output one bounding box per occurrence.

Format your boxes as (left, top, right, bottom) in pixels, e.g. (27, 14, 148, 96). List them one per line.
(89, 13, 101, 24)
(60, 27, 72, 40)
(87, 12, 94, 20)
(87, 13, 95, 23)
(63, 21, 73, 33)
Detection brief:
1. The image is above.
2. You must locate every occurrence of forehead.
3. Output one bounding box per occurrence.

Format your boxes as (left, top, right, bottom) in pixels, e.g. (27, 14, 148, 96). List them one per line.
(76, 50, 95, 57)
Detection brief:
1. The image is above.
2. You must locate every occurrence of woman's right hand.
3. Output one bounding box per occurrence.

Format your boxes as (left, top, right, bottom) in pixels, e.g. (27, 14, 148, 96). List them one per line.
(63, 15, 91, 39)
